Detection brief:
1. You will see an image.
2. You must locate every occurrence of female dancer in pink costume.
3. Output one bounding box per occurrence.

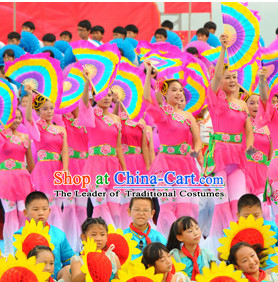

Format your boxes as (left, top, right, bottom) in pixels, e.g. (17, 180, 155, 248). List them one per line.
(25, 86, 69, 230)
(203, 35, 254, 247)
(62, 107, 88, 252)
(245, 91, 272, 220)
(113, 98, 150, 228)
(0, 109, 34, 255)
(256, 70, 278, 224)
(79, 69, 126, 228)
(143, 60, 203, 238)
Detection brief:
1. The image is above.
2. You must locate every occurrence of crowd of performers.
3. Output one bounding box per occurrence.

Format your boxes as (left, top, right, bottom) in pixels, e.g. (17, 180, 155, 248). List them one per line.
(0, 19, 278, 281)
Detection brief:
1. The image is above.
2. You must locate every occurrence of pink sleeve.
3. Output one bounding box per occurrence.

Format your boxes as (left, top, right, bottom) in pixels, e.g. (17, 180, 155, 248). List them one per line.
(144, 99, 167, 124)
(206, 85, 229, 115)
(52, 114, 65, 127)
(0, 134, 5, 151)
(24, 119, 41, 142)
(255, 98, 275, 128)
(77, 99, 96, 128)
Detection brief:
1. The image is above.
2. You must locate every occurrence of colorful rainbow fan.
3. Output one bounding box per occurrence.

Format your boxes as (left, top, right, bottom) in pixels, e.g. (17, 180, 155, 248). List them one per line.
(35, 46, 65, 69)
(0, 45, 25, 64)
(5, 53, 63, 110)
(237, 59, 261, 94)
(218, 215, 276, 264)
(201, 46, 223, 66)
(142, 52, 188, 73)
(13, 219, 54, 257)
(221, 2, 260, 71)
(0, 252, 51, 281)
(120, 56, 136, 67)
(106, 225, 140, 268)
(71, 41, 121, 101)
(185, 40, 212, 55)
(57, 62, 85, 114)
(20, 31, 40, 54)
(260, 49, 278, 91)
(195, 261, 247, 282)
(0, 78, 17, 129)
(110, 62, 145, 120)
(81, 237, 112, 282)
(135, 41, 181, 58)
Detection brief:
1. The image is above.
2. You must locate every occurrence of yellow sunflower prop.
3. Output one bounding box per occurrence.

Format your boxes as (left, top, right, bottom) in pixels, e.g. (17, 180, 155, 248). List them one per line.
(270, 247, 278, 272)
(81, 237, 113, 282)
(171, 256, 187, 277)
(13, 219, 54, 257)
(195, 261, 248, 282)
(107, 224, 141, 268)
(112, 258, 163, 282)
(218, 215, 276, 263)
(0, 252, 51, 281)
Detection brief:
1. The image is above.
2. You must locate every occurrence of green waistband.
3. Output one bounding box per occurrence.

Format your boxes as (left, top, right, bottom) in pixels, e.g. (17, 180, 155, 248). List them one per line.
(246, 151, 269, 165)
(272, 149, 278, 160)
(122, 144, 142, 155)
(158, 143, 191, 155)
(37, 150, 62, 161)
(69, 148, 88, 159)
(202, 132, 243, 176)
(89, 145, 116, 156)
(0, 159, 26, 170)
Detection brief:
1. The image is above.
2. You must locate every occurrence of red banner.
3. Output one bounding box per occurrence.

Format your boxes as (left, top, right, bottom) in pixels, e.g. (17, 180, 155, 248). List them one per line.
(164, 2, 211, 14)
(0, 2, 160, 43)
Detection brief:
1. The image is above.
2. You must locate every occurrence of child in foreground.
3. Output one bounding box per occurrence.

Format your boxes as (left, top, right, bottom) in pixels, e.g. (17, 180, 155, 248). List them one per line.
(70, 217, 120, 281)
(228, 242, 278, 281)
(123, 197, 167, 260)
(14, 191, 74, 281)
(167, 216, 216, 281)
(142, 242, 190, 281)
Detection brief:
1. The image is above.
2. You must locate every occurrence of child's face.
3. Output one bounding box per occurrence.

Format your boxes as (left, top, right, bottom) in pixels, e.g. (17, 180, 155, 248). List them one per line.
(8, 38, 20, 45)
(22, 26, 34, 33)
(113, 33, 125, 39)
(271, 95, 278, 105)
(197, 34, 208, 42)
(24, 199, 50, 225)
(128, 199, 155, 227)
(43, 41, 54, 47)
(155, 34, 167, 42)
(154, 250, 172, 274)
(82, 224, 108, 250)
(36, 250, 55, 275)
(237, 205, 263, 221)
(21, 96, 28, 107)
(37, 100, 54, 121)
(78, 27, 90, 40)
(3, 54, 15, 63)
(166, 81, 184, 106)
(60, 35, 71, 42)
(176, 221, 202, 245)
(235, 246, 260, 274)
(126, 31, 137, 39)
(91, 31, 103, 42)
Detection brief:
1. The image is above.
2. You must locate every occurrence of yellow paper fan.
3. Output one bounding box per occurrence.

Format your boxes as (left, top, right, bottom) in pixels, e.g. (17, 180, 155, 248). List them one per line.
(107, 224, 141, 269)
(0, 252, 51, 281)
(13, 219, 54, 257)
(112, 257, 163, 282)
(218, 215, 276, 261)
(195, 261, 247, 282)
(270, 247, 278, 272)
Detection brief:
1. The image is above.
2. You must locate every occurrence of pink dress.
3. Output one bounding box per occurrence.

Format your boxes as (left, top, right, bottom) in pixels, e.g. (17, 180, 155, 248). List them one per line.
(119, 112, 147, 174)
(256, 99, 278, 208)
(246, 117, 271, 196)
(0, 128, 33, 201)
(78, 100, 122, 191)
(78, 100, 123, 228)
(145, 99, 200, 238)
(63, 113, 88, 187)
(204, 86, 247, 175)
(25, 119, 65, 195)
